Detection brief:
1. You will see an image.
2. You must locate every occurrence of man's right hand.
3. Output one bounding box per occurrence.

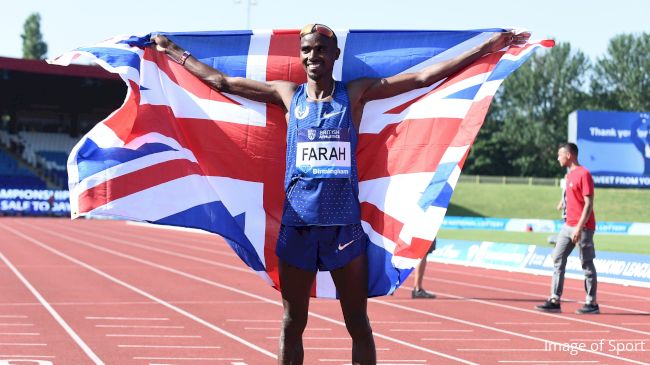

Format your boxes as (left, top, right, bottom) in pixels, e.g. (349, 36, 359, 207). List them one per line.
(151, 35, 176, 53)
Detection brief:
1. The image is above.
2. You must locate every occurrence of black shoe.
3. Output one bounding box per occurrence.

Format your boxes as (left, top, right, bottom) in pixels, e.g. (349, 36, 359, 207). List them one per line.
(412, 288, 436, 299)
(535, 298, 561, 312)
(576, 303, 600, 314)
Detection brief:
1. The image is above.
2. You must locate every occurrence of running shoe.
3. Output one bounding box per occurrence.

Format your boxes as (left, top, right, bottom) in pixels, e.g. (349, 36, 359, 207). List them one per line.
(535, 298, 561, 312)
(576, 303, 600, 314)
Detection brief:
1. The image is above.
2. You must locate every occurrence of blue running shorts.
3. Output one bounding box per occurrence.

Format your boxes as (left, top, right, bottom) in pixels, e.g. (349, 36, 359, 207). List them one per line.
(276, 223, 368, 272)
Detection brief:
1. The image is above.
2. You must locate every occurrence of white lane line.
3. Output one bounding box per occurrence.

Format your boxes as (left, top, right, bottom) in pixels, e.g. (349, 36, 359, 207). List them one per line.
(571, 338, 649, 342)
(227, 319, 280, 322)
(320, 360, 427, 364)
(498, 361, 600, 364)
(244, 327, 329, 331)
(46, 222, 479, 365)
(95, 325, 184, 329)
(0, 300, 265, 306)
(374, 321, 441, 324)
(429, 267, 650, 311)
(118, 344, 221, 348)
(419, 277, 650, 335)
(432, 266, 650, 302)
(266, 336, 349, 340)
(423, 338, 510, 341)
(0, 315, 28, 318)
(0, 323, 34, 326)
(0, 248, 104, 365)
(86, 316, 169, 321)
(303, 347, 390, 351)
(134, 357, 243, 361)
(495, 322, 569, 325)
(59, 225, 251, 274)
(106, 334, 201, 338)
(530, 330, 610, 333)
(0, 343, 47, 346)
(372, 299, 649, 364)
(390, 329, 472, 332)
(458, 348, 546, 352)
(5, 223, 277, 360)
(320, 359, 427, 362)
(0, 332, 40, 336)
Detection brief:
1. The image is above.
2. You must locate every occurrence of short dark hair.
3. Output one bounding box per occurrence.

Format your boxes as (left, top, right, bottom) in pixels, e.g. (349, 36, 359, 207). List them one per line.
(559, 142, 578, 156)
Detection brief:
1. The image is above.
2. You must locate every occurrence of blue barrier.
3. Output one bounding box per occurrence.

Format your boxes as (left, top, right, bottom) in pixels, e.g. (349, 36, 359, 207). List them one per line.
(442, 216, 650, 235)
(430, 239, 650, 287)
(0, 188, 71, 216)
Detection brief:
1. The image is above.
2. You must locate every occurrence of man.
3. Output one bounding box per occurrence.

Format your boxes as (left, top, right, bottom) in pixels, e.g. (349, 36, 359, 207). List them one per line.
(152, 25, 519, 364)
(536, 142, 599, 315)
(412, 239, 436, 298)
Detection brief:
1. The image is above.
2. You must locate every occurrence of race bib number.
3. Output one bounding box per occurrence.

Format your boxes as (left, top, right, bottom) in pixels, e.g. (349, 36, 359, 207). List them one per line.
(296, 128, 351, 178)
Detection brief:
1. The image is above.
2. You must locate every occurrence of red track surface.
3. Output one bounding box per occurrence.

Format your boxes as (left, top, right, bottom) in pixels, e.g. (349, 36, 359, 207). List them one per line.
(0, 217, 648, 365)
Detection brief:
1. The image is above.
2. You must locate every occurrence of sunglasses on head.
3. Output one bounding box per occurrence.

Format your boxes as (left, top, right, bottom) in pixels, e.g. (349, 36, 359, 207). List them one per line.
(300, 24, 336, 39)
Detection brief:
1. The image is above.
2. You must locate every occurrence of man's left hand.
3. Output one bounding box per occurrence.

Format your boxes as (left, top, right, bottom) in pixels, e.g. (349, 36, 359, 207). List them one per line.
(571, 229, 582, 245)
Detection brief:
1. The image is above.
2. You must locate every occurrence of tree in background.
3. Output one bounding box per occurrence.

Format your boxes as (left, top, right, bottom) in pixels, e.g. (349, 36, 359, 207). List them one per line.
(590, 33, 650, 111)
(21, 12, 48, 60)
(465, 43, 590, 177)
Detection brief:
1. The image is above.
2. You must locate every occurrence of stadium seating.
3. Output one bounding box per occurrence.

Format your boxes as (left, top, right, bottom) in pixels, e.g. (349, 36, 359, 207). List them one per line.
(18, 132, 79, 187)
(0, 149, 47, 189)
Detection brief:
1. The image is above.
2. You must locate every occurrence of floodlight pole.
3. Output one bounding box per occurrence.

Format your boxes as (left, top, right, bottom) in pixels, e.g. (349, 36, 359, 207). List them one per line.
(234, 0, 257, 29)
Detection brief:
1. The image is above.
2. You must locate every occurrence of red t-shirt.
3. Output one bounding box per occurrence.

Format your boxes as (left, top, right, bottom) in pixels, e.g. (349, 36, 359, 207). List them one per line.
(565, 166, 596, 230)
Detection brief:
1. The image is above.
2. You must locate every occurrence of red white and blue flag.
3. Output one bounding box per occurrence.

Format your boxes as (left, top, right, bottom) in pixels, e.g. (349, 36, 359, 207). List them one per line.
(51, 29, 551, 298)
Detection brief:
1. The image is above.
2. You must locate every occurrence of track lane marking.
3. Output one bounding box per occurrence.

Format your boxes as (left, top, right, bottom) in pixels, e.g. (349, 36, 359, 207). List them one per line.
(27, 221, 480, 365)
(106, 334, 201, 338)
(0, 244, 104, 365)
(432, 266, 650, 303)
(60, 221, 650, 318)
(51, 220, 650, 364)
(118, 344, 221, 348)
(2, 223, 277, 360)
(425, 275, 650, 315)
(85, 316, 169, 320)
(372, 296, 650, 364)
(95, 325, 184, 329)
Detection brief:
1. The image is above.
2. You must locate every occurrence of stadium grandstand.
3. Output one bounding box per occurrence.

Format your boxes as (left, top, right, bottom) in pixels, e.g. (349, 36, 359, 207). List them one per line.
(0, 57, 126, 189)
(0, 56, 125, 215)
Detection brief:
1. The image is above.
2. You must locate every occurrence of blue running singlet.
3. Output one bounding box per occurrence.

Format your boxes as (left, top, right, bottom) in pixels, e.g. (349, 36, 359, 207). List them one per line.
(281, 81, 361, 226)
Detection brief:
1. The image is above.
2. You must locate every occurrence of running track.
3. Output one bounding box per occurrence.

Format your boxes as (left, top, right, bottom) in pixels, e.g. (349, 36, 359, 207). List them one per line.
(0, 218, 648, 365)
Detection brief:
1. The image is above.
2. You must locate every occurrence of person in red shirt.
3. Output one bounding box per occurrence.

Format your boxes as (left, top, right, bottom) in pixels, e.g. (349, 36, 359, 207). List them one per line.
(536, 142, 599, 314)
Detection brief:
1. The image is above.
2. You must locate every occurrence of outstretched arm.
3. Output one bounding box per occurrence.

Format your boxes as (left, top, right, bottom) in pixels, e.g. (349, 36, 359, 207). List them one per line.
(349, 31, 526, 105)
(151, 35, 296, 112)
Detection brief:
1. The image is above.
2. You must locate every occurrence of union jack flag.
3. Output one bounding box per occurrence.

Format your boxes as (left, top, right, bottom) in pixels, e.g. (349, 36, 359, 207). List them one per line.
(51, 29, 552, 298)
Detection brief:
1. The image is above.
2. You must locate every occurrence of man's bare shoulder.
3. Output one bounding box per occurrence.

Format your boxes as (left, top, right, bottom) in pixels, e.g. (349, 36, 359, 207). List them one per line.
(346, 77, 380, 103)
(268, 80, 299, 94)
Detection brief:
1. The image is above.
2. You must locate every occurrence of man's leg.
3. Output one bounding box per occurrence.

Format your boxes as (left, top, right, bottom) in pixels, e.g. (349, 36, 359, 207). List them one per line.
(551, 225, 575, 300)
(412, 239, 436, 299)
(579, 229, 598, 304)
(414, 259, 427, 290)
(331, 254, 376, 365)
(278, 261, 317, 365)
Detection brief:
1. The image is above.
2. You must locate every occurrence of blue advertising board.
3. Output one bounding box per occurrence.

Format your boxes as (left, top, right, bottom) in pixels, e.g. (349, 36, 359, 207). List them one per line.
(569, 110, 650, 188)
(441, 216, 650, 235)
(430, 239, 650, 287)
(0, 188, 71, 216)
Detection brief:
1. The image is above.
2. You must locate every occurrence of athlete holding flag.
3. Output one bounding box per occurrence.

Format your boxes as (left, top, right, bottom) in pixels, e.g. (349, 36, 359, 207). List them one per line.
(152, 24, 523, 364)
